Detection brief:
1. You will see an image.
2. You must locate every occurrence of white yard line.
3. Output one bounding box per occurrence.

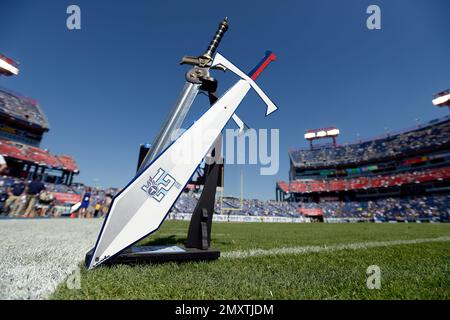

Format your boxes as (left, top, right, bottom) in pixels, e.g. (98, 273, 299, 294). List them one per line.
(222, 236, 450, 259)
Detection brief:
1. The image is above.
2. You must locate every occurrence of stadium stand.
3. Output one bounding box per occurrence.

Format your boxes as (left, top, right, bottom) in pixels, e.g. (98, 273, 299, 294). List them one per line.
(169, 192, 449, 222)
(171, 193, 299, 218)
(0, 87, 79, 186)
(278, 167, 450, 193)
(0, 175, 119, 217)
(57, 155, 79, 172)
(275, 115, 450, 222)
(298, 195, 449, 222)
(0, 139, 78, 174)
(0, 88, 49, 131)
(0, 86, 81, 217)
(289, 116, 449, 169)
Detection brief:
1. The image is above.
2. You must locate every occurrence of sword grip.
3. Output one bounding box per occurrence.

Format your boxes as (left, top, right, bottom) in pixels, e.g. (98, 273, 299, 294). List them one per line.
(203, 18, 229, 60)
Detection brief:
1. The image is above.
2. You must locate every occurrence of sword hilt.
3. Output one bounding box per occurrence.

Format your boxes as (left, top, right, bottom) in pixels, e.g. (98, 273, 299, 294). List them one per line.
(202, 17, 229, 61)
(181, 18, 229, 68)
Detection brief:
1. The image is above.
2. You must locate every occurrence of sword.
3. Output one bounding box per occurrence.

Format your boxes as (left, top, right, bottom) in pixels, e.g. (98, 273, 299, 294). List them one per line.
(137, 18, 229, 175)
(88, 51, 277, 269)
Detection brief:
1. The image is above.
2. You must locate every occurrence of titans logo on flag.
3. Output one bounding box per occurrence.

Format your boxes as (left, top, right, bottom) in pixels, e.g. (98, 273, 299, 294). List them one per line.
(141, 168, 181, 202)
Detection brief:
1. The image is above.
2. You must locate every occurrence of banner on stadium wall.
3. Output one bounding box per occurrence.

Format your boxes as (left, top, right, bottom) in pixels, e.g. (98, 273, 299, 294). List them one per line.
(51, 192, 81, 204)
(429, 152, 450, 160)
(403, 156, 428, 165)
(347, 168, 361, 174)
(298, 208, 323, 216)
(362, 165, 378, 172)
(169, 214, 443, 224)
(168, 213, 310, 223)
(320, 170, 335, 176)
(325, 217, 372, 223)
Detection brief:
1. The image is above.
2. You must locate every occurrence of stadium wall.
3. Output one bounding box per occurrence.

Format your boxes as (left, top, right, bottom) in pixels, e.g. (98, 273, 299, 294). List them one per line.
(168, 212, 311, 223)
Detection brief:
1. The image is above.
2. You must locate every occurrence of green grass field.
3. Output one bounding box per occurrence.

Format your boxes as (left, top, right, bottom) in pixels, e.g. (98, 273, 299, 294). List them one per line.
(52, 221, 450, 300)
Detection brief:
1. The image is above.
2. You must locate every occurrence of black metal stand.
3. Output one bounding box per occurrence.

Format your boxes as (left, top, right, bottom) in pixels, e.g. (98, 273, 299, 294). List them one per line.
(184, 90, 222, 252)
(186, 138, 222, 250)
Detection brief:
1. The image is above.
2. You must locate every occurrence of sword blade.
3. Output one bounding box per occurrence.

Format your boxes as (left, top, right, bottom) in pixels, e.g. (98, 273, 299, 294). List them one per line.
(137, 82, 200, 174)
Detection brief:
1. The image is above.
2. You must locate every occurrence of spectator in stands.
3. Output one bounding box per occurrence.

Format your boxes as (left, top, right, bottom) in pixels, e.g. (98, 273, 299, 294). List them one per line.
(0, 154, 7, 175)
(101, 193, 113, 216)
(24, 175, 46, 218)
(37, 191, 55, 217)
(86, 203, 95, 219)
(4, 179, 27, 216)
(78, 187, 92, 218)
(94, 201, 102, 218)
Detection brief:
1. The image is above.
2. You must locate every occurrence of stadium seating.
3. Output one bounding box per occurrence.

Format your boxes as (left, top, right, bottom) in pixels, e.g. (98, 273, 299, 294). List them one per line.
(289, 116, 450, 168)
(275, 115, 450, 222)
(170, 192, 449, 222)
(300, 195, 449, 221)
(0, 176, 120, 216)
(172, 193, 299, 217)
(0, 139, 78, 171)
(0, 140, 28, 162)
(1, 174, 447, 222)
(0, 89, 49, 129)
(25, 145, 61, 167)
(57, 155, 79, 172)
(279, 167, 450, 193)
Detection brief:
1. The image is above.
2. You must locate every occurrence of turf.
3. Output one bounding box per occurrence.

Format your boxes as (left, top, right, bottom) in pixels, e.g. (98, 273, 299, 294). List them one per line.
(51, 221, 450, 299)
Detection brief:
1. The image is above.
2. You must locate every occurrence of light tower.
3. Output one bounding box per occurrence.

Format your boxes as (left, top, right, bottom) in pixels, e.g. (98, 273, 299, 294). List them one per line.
(432, 89, 450, 108)
(304, 127, 340, 150)
(0, 53, 19, 77)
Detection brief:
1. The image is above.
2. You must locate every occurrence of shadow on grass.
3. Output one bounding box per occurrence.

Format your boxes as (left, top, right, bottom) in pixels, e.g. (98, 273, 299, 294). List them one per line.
(138, 235, 187, 247)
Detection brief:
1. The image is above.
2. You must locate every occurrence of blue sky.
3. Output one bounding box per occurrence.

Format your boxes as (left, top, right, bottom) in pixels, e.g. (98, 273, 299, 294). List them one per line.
(0, 0, 449, 199)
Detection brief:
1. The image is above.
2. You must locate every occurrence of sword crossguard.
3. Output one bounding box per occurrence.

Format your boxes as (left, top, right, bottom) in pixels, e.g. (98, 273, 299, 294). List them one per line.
(180, 18, 229, 68)
(211, 52, 278, 116)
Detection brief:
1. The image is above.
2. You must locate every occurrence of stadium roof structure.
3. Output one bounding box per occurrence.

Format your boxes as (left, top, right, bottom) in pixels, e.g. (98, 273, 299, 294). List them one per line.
(0, 54, 19, 76)
(0, 139, 79, 173)
(57, 155, 79, 172)
(0, 88, 50, 130)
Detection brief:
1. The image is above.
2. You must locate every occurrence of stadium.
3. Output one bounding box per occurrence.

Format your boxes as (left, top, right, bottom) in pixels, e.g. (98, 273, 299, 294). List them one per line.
(1, 52, 449, 301)
(0, 85, 93, 216)
(0, 1, 449, 307)
(276, 116, 450, 222)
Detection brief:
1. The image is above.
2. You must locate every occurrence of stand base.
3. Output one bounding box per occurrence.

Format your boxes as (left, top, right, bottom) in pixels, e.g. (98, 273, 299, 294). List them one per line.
(85, 245, 220, 268)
